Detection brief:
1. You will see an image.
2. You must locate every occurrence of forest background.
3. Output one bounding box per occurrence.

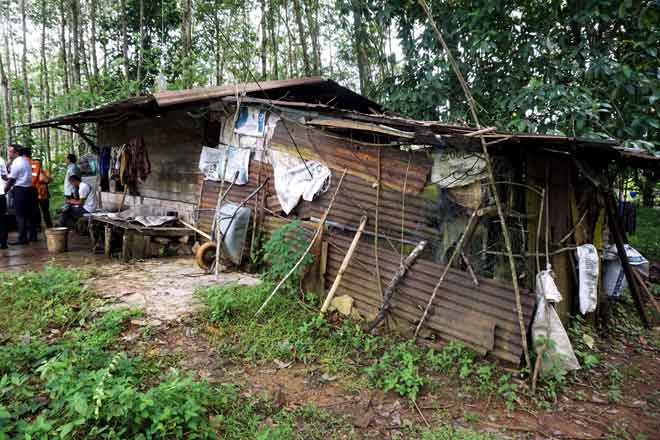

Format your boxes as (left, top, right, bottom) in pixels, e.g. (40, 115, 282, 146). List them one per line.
(0, 0, 658, 195)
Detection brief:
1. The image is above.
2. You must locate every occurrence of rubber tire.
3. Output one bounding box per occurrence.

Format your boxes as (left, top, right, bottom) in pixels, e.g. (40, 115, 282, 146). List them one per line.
(195, 241, 217, 271)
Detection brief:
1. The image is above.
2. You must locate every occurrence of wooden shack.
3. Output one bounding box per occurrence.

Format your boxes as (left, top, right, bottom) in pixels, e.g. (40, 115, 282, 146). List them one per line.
(27, 77, 660, 365)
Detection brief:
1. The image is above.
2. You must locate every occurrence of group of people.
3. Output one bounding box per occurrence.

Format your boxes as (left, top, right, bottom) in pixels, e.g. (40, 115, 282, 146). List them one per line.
(0, 144, 95, 249)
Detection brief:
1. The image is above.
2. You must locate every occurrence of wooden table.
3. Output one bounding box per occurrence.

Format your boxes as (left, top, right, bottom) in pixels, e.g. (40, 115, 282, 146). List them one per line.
(89, 216, 192, 261)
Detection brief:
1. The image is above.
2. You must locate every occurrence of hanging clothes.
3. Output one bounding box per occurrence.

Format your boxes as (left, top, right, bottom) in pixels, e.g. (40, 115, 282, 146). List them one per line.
(127, 136, 151, 182)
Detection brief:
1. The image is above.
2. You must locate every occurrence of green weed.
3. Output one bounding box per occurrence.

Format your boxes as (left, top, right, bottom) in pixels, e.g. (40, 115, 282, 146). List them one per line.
(365, 341, 425, 400)
(420, 425, 498, 439)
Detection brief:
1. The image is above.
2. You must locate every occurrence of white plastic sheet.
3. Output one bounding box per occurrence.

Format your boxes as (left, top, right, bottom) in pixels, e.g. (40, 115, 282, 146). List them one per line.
(198, 145, 250, 185)
(532, 267, 580, 374)
(603, 244, 649, 297)
(576, 244, 599, 314)
(270, 149, 331, 214)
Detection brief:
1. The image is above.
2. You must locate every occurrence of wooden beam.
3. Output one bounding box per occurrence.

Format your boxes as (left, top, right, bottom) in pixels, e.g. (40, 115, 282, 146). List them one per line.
(604, 192, 649, 328)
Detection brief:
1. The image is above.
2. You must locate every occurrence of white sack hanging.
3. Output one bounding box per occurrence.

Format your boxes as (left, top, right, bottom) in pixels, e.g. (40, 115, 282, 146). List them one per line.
(531, 266, 580, 374)
(576, 244, 599, 314)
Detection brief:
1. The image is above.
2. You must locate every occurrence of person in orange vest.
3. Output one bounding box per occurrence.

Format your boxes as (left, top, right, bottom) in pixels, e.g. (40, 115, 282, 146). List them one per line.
(25, 148, 42, 240)
(32, 155, 52, 229)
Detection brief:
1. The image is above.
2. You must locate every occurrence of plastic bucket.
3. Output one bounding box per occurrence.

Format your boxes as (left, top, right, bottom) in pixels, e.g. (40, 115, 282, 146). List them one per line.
(45, 227, 69, 253)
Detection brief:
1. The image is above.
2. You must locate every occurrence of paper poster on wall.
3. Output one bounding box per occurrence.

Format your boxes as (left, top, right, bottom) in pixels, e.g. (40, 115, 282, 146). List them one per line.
(431, 150, 487, 188)
(198, 145, 250, 185)
(234, 106, 267, 137)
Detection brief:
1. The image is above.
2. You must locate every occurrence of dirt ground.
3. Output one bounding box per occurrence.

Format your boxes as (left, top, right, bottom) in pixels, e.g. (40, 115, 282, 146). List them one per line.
(85, 257, 660, 439)
(12, 235, 648, 440)
(88, 258, 260, 322)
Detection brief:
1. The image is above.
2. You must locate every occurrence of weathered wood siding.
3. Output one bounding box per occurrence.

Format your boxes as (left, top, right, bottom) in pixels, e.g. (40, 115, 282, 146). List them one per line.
(98, 110, 204, 204)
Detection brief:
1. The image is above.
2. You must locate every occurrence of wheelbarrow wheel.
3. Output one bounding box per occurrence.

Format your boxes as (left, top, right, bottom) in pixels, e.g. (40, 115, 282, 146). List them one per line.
(195, 241, 217, 271)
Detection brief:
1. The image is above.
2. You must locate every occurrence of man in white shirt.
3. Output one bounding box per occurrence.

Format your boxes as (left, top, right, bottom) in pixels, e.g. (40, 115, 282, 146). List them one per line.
(58, 174, 96, 227)
(4, 145, 33, 245)
(0, 154, 7, 249)
(64, 154, 80, 200)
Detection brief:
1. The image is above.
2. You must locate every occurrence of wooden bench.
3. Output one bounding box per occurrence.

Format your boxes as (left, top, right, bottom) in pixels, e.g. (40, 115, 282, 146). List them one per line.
(89, 216, 192, 262)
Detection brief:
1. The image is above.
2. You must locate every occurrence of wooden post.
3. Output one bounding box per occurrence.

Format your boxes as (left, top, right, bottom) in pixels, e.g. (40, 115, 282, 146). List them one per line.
(604, 193, 649, 328)
(255, 169, 348, 316)
(121, 230, 129, 262)
(320, 215, 368, 315)
(104, 225, 112, 257)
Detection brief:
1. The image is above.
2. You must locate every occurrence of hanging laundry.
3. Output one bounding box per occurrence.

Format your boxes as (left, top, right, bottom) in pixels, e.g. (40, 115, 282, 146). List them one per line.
(127, 137, 151, 182)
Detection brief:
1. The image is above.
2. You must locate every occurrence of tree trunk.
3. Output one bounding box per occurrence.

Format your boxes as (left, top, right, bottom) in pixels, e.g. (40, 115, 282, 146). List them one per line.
(291, 0, 310, 76)
(20, 0, 32, 124)
(260, 0, 268, 79)
(3, 3, 14, 147)
(41, 0, 51, 163)
(90, 0, 99, 78)
(282, 0, 294, 77)
(71, 0, 81, 88)
(304, 0, 320, 74)
(268, 0, 279, 79)
(181, 0, 193, 57)
(351, 0, 370, 95)
(213, 9, 223, 86)
(79, 6, 91, 87)
(60, 0, 69, 94)
(121, 0, 129, 80)
(0, 56, 11, 150)
(137, 0, 144, 92)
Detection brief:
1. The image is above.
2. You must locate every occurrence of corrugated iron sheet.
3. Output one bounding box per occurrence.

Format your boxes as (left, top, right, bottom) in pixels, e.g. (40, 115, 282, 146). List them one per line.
(270, 121, 433, 193)
(197, 161, 275, 233)
(259, 215, 534, 364)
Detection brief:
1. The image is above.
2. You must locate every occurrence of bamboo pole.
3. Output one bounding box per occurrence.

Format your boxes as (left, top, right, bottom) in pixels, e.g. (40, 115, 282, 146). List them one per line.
(320, 215, 368, 315)
(414, 207, 479, 338)
(255, 169, 347, 316)
(417, 0, 532, 373)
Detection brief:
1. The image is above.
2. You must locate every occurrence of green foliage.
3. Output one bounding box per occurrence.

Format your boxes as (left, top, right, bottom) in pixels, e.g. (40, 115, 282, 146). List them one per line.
(420, 424, 497, 440)
(365, 341, 425, 401)
(200, 282, 275, 323)
(0, 265, 94, 341)
(261, 220, 314, 289)
(568, 316, 601, 370)
(533, 336, 568, 403)
(426, 340, 476, 380)
(607, 368, 624, 403)
(379, 0, 660, 151)
(256, 404, 354, 440)
(0, 266, 257, 439)
(629, 206, 660, 261)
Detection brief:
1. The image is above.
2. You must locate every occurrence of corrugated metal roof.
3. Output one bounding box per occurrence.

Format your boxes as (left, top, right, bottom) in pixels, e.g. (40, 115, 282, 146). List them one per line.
(25, 77, 382, 129)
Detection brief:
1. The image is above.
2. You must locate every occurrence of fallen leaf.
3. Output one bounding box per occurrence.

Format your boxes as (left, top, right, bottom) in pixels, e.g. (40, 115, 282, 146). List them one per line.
(273, 359, 293, 369)
(583, 334, 595, 349)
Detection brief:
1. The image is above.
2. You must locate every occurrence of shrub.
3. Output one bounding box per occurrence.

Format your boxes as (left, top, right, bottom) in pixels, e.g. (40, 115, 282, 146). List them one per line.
(365, 341, 425, 400)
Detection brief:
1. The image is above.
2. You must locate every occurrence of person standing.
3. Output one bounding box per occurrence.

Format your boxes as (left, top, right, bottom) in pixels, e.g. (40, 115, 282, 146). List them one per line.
(58, 175, 96, 227)
(64, 153, 80, 200)
(25, 148, 41, 241)
(33, 156, 52, 229)
(0, 154, 8, 249)
(4, 145, 33, 245)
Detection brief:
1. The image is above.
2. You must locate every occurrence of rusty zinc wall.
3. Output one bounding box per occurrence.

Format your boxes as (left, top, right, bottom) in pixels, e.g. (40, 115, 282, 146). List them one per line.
(97, 109, 204, 204)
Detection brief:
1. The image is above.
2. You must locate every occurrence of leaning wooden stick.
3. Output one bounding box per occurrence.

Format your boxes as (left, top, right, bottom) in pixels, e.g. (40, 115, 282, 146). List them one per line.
(367, 240, 427, 332)
(320, 215, 368, 315)
(255, 169, 347, 316)
(418, 0, 532, 373)
(414, 207, 479, 338)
